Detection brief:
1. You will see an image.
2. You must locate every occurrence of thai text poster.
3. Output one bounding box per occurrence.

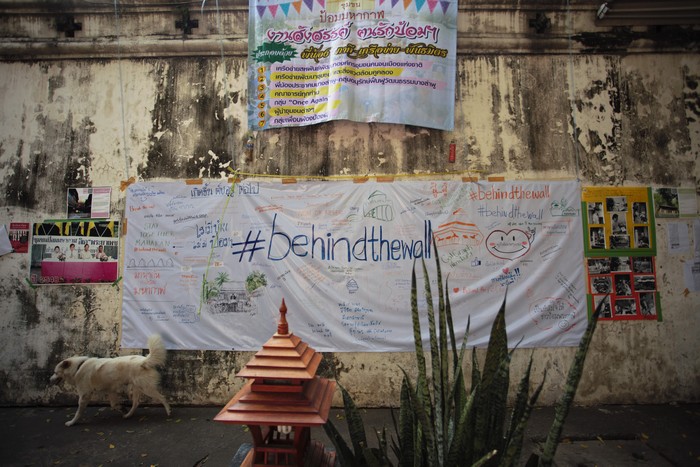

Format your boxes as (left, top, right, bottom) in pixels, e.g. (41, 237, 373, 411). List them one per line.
(29, 221, 120, 285)
(248, 0, 457, 130)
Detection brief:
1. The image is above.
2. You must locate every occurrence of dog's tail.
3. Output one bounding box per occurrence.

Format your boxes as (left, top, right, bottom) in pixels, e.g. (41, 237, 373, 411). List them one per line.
(143, 334, 167, 368)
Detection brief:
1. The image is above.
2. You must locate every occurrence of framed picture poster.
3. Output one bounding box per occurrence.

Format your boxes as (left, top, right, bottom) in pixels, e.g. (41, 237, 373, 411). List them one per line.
(29, 220, 120, 285)
(582, 187, 660, 321)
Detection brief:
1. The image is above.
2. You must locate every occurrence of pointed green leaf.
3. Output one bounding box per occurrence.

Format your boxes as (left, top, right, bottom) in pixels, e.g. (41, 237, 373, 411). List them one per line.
(538, 295, 604, 466)
(338, 383, 368, 458)
(323, 418, 358, 467)
(500, 369, 547, 467)
(400, 366, 437, 467)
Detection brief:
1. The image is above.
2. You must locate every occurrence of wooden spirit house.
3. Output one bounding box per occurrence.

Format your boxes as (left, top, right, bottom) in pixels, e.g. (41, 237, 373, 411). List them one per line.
(214, 299, 337, 466)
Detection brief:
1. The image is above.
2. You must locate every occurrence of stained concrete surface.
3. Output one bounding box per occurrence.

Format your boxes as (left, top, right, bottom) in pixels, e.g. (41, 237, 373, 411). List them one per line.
(0, 404, 698, 466)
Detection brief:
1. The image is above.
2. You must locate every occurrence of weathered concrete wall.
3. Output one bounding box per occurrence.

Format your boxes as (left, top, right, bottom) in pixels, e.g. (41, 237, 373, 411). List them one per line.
(0, 1, 698, 408)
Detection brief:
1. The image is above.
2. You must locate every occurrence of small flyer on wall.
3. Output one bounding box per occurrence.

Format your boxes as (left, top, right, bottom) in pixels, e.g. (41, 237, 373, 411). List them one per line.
(8, 222, 30, 253)
(67, 187, 112, 219)
(0, 225, 12, 256)
(29, 220, 120, 285)
(582, 186, 660, 321)
(652, 187, 698, 218)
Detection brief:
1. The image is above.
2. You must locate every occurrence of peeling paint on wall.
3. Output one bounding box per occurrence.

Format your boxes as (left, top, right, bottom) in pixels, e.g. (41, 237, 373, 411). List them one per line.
(0, 5, 699, 408)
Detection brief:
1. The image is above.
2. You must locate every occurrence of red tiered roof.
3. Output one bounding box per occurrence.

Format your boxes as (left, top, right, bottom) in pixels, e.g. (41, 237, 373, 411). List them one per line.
(214, 299, 336, 428)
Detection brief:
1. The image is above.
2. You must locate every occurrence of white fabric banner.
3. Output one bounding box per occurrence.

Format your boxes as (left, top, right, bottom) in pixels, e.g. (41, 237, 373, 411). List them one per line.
(121, 179, 585, 351)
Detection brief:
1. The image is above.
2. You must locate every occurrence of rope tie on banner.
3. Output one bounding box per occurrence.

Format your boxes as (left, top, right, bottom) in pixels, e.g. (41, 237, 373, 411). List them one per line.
(197, 168, 241, 315)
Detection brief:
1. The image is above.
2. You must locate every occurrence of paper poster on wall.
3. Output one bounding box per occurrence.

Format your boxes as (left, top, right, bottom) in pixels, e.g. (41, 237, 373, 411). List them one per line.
(29, 221, 120, 285)
(247, 0, 457, 130)
(652, 187, 698, 218)
(121, 179, 586, 352)
(582, 186, 660, 321)
(67, 187, 112, 219)
(582, 186, 656, 256)
(9, 222, 30, 253)
(0, 225, 12, 256)
(585, 256, 660, 320)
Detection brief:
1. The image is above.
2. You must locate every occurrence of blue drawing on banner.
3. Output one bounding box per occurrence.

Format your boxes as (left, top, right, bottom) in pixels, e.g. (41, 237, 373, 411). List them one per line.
(471, 257, 482, 267)
(166, 196, 195, 212)
(363, 191, 394, 221)
(346, 278, 359, 294)
(550, 198, 579, 217)
(267, 214, 432, 262)
(173, 304, 200, 323)
(139, 306, 168, 321)
(173, 213, 207, 224)
(231, 230, 266, 261)
(127, 258, 175, 269)
(215, 185, 235, 197)
(491, 267, 521, 286)
(485, 228, 535, 260)
(130, 186, 165, 202)
(190, 184, 213, 198)
(238, 182, 260, 195)
(308, 322, 333, 339)
(195, 220, 230, 239)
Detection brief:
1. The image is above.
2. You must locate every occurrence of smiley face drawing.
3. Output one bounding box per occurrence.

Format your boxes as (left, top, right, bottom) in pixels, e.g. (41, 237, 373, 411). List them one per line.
(485, 228, 534, 260)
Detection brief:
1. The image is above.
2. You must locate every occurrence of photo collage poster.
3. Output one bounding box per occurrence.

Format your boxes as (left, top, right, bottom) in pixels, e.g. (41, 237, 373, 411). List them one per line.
(581, 186, 660, 321)
(29, 220, 120, 285)
(27, 187, 117, 285)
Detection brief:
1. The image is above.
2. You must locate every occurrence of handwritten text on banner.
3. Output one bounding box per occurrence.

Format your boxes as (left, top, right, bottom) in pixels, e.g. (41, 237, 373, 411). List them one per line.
(121, 180, 585, 351)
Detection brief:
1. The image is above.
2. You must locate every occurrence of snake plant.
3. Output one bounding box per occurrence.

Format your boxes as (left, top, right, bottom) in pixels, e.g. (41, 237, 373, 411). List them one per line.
(325, 240, 601, 467)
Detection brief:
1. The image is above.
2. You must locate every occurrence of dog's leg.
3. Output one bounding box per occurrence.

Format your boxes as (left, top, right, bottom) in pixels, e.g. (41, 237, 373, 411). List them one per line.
(66, 395, 89, 427)
(141, 386, 172, 416)
(124, 389, 140, 418)
(108, 393, 123, 413)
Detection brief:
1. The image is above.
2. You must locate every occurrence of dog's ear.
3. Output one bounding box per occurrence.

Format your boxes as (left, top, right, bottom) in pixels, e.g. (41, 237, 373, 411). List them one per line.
(60, 360, 71, 369)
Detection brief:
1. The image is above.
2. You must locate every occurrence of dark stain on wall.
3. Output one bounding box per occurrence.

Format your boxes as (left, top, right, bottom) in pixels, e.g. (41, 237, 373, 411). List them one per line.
(624, 68, 691, 186)
(402, 125, 448, 174)
(317, 352, 336, 380)
(64, 117, 96, 188)
(142, 59, 240, 179)
(684, 69, 700, 123)
(48, 74, 65, 103)
(574, 26, 700, 54)
(161, 350, 241, 403)
(3, 103, 94, 213)
(261, 124, 332, 176)
(15, 281, 40, 327)
(488, 83, 507, 174)
(573, 62, 629, 185)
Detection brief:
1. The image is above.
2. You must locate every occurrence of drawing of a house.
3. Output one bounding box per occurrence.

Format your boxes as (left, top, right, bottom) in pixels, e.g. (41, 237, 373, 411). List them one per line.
(434, 221, 483, 247)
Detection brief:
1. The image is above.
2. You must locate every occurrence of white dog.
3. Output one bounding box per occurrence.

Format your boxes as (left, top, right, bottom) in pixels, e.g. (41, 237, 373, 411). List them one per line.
(50, 335, 171, 426)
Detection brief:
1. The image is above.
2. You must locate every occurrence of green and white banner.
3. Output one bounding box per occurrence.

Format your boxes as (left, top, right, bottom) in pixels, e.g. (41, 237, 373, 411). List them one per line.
(248, 0, 458, 130)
